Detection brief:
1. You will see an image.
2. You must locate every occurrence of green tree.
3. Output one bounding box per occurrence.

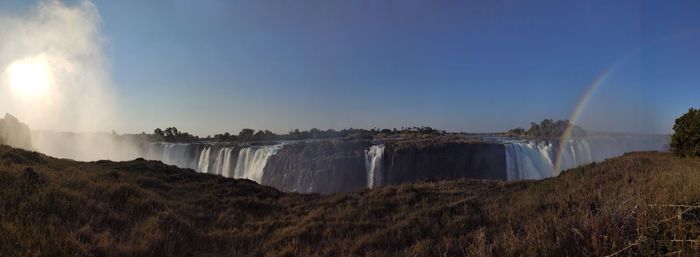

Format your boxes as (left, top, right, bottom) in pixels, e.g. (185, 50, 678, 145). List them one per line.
(508, 127, 526, 135)
(164, 127, 174, 137)
(154, 128, 164, 138)
(671, 108, 700, 157)
(309, 128, 321, 138)
(239, 128, 255, 141)
(526, 122, 541, 137)
(263, 130, 276, 140)
(253, 130, 265, 140)
(289, 129, 301, 140)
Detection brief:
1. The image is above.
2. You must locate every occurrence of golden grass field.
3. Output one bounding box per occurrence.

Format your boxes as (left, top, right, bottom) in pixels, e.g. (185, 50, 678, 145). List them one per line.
(1, 144, 699, 257)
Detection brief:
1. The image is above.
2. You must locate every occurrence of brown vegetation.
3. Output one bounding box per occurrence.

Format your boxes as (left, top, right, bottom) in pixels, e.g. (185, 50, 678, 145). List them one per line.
(1, 145, 699, 256)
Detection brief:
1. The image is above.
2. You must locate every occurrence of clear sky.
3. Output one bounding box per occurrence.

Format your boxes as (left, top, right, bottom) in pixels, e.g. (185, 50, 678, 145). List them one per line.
(1, 0, 699, 136)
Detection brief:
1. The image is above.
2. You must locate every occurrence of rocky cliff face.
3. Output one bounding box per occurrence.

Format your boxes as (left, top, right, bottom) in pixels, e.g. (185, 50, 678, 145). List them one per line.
(382, 139, 507, 184)
(262, 140, 371, 194)
(0, 113, 32, 150)
(262, 138, 508, 194)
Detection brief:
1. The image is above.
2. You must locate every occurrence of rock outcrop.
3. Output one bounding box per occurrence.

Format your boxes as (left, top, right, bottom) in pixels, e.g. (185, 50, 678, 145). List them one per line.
(0, 113, 32, 150)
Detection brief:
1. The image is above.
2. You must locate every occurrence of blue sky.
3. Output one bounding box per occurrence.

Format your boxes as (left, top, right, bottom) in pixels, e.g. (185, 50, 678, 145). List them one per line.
(2, 0, 699, 136)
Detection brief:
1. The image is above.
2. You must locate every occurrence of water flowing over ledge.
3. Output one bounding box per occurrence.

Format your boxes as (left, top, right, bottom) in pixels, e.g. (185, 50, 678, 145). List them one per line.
(504, 136, 668, 180)
(144, 135, 668, 193)
(147, 143, 283, 184)
(233, 145, 283, 182)
(365, 144, 385, 188)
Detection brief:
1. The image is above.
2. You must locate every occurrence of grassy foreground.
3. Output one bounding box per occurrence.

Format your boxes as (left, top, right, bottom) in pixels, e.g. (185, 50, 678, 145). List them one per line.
(1, 145, 700, 256)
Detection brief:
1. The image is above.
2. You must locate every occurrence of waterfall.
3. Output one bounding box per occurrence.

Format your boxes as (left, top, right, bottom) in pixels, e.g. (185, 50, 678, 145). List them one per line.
(154, 143, 191, 168)
(212, 147, 235, 176)
(147, 142, 199, 169)
(196, 146, 211, 173)
(556, 139, 594, 173)
(145, 135, 668, 190)
(222, 147, 236, 177)
(146, 142, 283, 182)
(569, 141, 577, 168)
(504, 139, 594, 180)
(365, 144, 385, 188)
(505, 136, 668, 180)
(147, 143, 234, 175)
(233, 144, 283, 183)
(504, 141, 555, 180)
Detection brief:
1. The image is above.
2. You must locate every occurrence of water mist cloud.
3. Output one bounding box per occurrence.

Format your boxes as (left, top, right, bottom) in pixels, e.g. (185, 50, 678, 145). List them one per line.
(0, 0, 114, 132)
(0, 1, 140, 161)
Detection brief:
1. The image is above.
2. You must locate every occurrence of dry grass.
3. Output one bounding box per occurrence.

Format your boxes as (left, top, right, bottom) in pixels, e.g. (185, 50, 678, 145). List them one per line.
(1, 145, 700, 256)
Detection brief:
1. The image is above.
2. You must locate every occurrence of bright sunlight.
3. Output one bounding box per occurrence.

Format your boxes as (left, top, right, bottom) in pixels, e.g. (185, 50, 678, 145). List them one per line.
(5, 55, 51, 100)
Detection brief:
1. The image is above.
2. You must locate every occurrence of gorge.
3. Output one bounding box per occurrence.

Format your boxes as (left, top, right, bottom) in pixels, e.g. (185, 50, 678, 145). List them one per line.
(145, 135, 669, 194)
(0, 113, 671, 194)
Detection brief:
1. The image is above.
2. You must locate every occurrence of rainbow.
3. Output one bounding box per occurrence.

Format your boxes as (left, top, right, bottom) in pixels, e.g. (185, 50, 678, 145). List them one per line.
(553, 66, 617, 174)
(552, 33, 693, 174)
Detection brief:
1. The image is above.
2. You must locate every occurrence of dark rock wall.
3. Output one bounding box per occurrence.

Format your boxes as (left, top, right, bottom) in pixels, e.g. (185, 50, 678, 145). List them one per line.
(262, 140, 371, 194)
(262, 139, 508, 194)
(382, 141, 507, 185)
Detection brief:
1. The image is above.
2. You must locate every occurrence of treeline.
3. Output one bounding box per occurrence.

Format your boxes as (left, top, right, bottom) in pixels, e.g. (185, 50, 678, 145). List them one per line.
(508, 119, 586, 138)
(153, 127, 199, 142)
(150, 126, 446, 143)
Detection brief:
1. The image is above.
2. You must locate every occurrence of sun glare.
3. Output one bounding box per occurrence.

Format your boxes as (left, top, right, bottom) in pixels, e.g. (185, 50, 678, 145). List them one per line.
(6, 56, 51, 99)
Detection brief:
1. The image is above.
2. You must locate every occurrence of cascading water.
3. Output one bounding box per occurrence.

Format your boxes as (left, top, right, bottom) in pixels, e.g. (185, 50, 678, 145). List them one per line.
(146, 136, 668, 193)
(505, 139, 599, 180)
(365, 144, 385, 188)
(148, 143, 193, 168)
(504, 141, 555, 180)
(197, 146, 211, 173)
(211, 147, 236, 176)
(233, 144, 283, 183)
(555, 139, 594, 175)
(505, 137, 667, 180)
(146, 142, 282, 181)
(146, 142, 236, 176)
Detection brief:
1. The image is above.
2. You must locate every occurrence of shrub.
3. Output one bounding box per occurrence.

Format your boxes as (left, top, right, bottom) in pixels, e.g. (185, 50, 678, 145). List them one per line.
(512, 119, 586, 138)
(671, 108, 700, 157)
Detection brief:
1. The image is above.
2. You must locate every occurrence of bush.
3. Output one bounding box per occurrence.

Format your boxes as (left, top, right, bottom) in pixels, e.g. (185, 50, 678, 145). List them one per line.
(511, 119, 586, 138)
(671, 108, 700, 157)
